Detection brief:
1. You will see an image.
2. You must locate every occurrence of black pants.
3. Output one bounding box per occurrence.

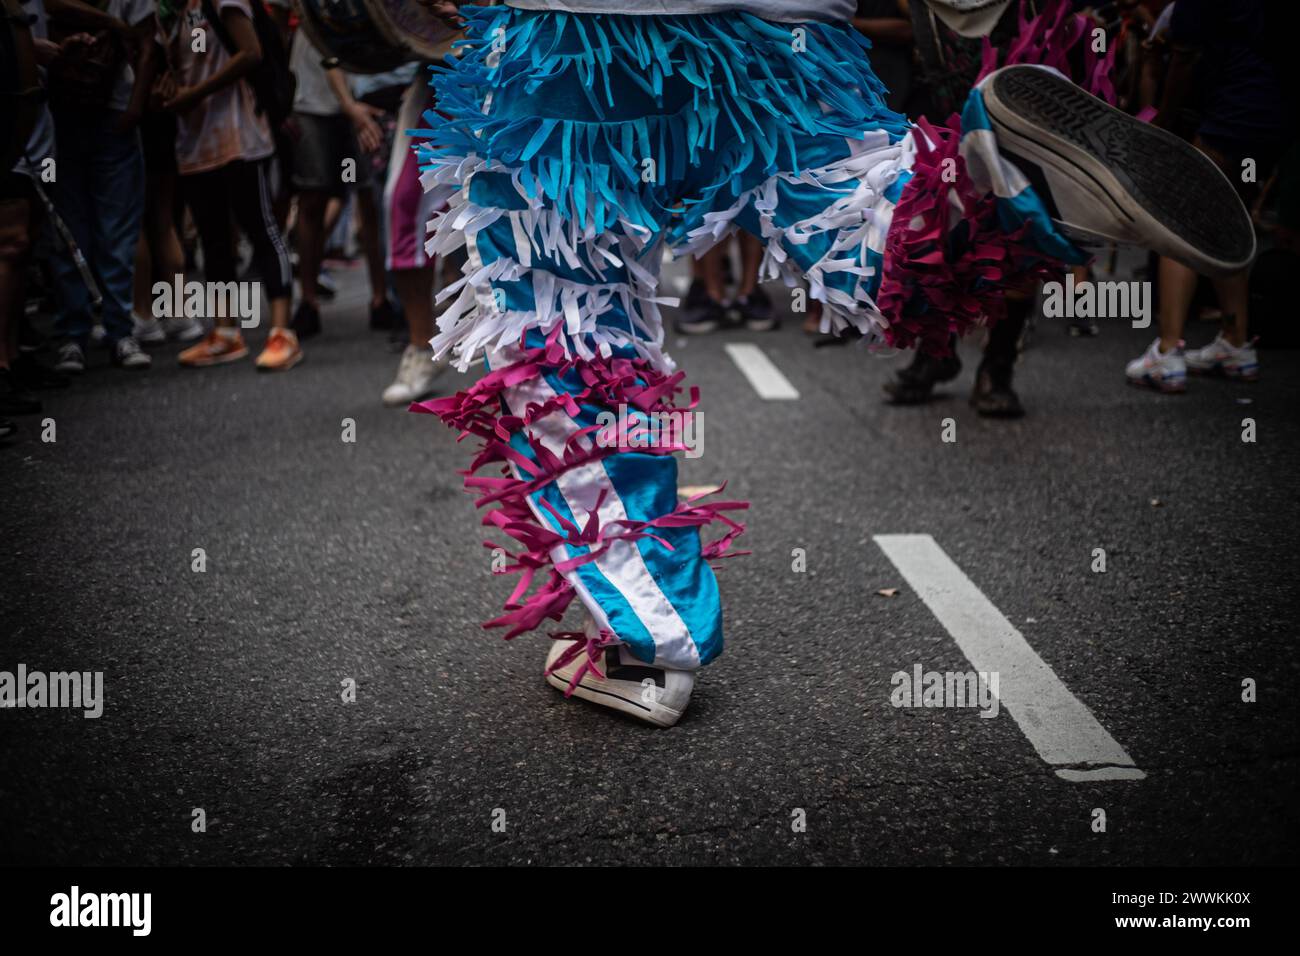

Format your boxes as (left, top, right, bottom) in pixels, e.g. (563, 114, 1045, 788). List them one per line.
(182, 158, 291, 301)
(983, 296, 1032, 369)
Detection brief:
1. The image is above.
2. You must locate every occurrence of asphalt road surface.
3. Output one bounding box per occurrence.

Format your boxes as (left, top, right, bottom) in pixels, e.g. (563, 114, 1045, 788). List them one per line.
(3, 261, 1297, 866)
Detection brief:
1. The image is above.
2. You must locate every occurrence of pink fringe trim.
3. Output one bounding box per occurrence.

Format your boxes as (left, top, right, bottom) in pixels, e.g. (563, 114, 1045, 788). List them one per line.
(977, 0, 1118, 105)
(876, 116, 1060, 356)
(412, 327, 748, 642)
(544, 628, 619, 696)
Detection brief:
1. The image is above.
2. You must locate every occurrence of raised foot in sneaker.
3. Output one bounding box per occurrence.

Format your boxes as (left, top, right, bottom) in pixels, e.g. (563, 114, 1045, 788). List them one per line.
(1184, 333, 1258, 381)
(382, 344, 445, 406)
(179, 330, 249, 367)
(255, 328, 303, 371)
(980, 65, 1256, 278)
(1125, 338, 1186, 393)
(544, 623, 694, 728)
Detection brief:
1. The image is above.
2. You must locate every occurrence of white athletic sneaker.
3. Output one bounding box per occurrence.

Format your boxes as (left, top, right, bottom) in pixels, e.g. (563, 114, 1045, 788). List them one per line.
(112, 336, 152, 370)
(54, 342, 85, 374)
(544, 621, 694, 728)
(161, 315, 205, 343)
(132, 313, 167, 344)
(382, 344, 445, 407)
(1184, 333, 1259, 381)
(1125, 338, 1186, 393)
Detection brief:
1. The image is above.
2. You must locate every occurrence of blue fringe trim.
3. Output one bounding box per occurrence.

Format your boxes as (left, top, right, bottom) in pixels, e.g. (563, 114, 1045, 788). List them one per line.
(417, 4, 911, 240)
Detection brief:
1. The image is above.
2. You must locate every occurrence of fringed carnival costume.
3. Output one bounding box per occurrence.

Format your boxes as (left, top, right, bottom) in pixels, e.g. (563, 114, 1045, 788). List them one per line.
(410, 1, 1097, 687)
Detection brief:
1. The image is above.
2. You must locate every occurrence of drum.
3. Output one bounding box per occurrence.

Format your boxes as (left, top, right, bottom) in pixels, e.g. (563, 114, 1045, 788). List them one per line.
(297, 0, 456, 74)
(1, 0, 41, 172)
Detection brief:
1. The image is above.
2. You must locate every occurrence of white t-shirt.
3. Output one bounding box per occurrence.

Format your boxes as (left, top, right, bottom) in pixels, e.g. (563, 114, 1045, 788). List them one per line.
(160, 0, 275, 174)
(290, 28, 343, 116)
(504, 0, 855, 23)
(107, 0, 156, 112)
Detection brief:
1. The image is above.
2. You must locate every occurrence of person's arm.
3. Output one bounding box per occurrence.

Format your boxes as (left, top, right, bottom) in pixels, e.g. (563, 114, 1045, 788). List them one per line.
(418, 0, 465, 29)
(851, 17, 913, 45)
(326, 67, 383, 154)
(164, 5, 262, 113)
(45, 0, 131, 43)
(34, 35, 63, 64)
(1154, 43, 1199, 131)
(115, 13, 156, 131)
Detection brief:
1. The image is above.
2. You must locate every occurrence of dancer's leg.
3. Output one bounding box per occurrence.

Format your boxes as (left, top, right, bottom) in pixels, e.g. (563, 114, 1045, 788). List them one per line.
(414, 8, 749, 710)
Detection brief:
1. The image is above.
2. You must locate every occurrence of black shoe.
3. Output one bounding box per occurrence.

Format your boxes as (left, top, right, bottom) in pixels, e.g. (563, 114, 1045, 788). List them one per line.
(982, 65, 1255, 277)
(0, 368, 43, 416)
(883, 347, 962, 405)
(0, 417, 15, 441)
(970, 360, 1025, 418)
(369, 297, 400, 331)
(291, 302, 322, 339)
(674, 280, 734, 335)
(736, 286, 778, 331)
(11, 353, 70, 390)
(17, 320, 45, 354)
(1068, 318, 1099, 337)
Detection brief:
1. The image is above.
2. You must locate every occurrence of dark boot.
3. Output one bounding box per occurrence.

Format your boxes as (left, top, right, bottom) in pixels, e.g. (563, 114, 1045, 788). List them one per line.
(970, 357, 1024, 418)
(971, 297, 1031, 417)
(883, 335, 962, 405)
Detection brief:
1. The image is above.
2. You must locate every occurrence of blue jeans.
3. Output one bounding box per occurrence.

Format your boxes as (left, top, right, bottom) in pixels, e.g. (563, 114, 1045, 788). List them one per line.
(50, 108, 145, 346)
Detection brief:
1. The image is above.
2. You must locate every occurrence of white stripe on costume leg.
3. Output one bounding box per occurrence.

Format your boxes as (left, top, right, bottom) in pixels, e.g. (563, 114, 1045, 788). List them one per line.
(492, 342, 703, 672)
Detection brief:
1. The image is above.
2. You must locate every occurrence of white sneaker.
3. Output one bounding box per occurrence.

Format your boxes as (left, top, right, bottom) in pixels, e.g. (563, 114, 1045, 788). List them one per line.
(1184, 333, 1259, 381)
(112, 336, 152, 370)
(544, 620, 694, 728)
(54, 342, 85, 374)
(161, 315, 206, 343)
(132, 313, 167, 344)
(1125, 338, 1186, 393)
(381, 344, 445, 407)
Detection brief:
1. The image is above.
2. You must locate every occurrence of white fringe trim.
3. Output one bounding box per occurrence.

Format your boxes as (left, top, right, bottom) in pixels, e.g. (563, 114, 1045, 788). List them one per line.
(421, 154, 674, 373)
(675, 131, 916, 340)
(419, 130, 918, 369)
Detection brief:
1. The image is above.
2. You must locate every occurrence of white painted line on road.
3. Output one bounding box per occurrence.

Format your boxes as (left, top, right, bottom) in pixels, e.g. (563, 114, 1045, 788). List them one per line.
(874, 534, 1145, 782)
(724, 343, 799, 400)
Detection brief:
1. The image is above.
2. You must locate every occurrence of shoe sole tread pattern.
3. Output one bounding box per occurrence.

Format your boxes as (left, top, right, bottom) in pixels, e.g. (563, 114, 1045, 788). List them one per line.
(544, 671, 681, 728)
(987, 68, 1255, 272)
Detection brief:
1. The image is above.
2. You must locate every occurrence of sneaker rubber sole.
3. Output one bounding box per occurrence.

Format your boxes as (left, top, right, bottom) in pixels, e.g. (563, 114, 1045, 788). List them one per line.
(1187, 362, 1259, 382)
(1127, 373, 1186, 394)
(256, 351, 304, 372)
(544, 669, 684, 727)
(982, 66, 1256, 278)
(181, 346, 250, 368)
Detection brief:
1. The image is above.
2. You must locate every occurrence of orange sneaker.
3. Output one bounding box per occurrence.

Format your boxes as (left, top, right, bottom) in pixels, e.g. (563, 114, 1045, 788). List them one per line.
(255, 328, 303, 371)
(179, 330, 249, 367)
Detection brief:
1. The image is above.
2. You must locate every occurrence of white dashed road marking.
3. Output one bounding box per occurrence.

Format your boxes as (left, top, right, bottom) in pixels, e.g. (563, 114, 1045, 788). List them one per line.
(874, 534, 1145, 781)
(724, 343, 799, 400)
